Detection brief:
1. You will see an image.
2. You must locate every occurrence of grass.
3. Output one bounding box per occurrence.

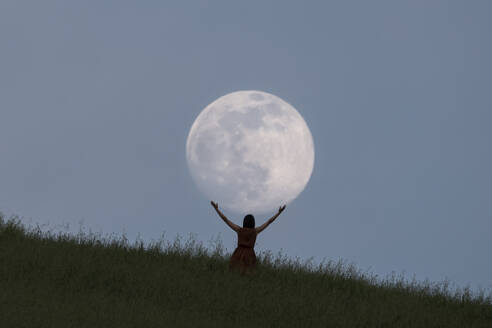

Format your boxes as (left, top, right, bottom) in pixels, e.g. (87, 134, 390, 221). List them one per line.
(1, 213, 491, 327)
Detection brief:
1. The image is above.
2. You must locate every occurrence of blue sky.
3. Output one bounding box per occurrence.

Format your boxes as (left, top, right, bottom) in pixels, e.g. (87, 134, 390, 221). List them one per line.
(1, 1, 491, 290)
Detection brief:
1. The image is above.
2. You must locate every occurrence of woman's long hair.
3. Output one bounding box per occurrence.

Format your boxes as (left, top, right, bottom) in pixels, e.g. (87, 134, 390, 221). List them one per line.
(243, 214, 255, 228)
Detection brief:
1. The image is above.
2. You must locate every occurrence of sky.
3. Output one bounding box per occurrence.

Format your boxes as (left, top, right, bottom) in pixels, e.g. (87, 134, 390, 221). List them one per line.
(1, 1, 491, 291)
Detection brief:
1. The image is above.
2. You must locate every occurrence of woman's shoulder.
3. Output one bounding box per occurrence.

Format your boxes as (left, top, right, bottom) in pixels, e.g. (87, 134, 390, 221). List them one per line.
(239, 227, 257, 235)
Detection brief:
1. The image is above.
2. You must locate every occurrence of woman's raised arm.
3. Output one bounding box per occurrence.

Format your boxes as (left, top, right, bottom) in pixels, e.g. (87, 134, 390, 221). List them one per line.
(211, 201, 241, 232)
(256, 205, 286, 234)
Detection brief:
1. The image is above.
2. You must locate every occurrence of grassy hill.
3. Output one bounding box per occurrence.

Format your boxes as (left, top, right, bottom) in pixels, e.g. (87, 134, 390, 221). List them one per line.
(1, 213, 491, 327)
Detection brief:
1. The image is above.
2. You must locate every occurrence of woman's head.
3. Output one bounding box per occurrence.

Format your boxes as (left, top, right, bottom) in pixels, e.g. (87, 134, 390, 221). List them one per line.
(243, 214, 255, 228)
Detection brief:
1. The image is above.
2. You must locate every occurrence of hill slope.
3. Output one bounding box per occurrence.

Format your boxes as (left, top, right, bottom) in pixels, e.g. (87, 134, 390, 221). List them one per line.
(1, 215, 491, 328)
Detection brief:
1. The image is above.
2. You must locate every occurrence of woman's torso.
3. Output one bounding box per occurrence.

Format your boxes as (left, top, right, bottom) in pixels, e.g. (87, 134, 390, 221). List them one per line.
(237, 228, 257, 248)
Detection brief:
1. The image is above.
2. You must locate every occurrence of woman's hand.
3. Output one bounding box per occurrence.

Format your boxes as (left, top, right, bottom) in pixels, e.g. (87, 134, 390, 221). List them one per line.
(278, 205, 286, 214)
(211, 201, 219, 210)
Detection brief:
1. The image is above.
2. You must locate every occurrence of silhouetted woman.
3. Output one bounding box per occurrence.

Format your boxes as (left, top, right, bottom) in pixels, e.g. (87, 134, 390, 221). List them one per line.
(210, 201, 286, 273)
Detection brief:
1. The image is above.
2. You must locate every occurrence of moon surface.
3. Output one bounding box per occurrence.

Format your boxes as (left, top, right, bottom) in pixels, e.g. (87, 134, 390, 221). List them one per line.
(186, 90, 314, 214)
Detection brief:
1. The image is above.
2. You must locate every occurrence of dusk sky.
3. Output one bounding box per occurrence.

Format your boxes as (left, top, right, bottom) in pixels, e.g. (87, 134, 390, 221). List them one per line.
(1, 1, 491, 291)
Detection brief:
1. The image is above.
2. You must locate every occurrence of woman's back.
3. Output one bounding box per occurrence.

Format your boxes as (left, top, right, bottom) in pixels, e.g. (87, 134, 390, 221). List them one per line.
(230, 228, 257, 272)
(237, 228, 257, 248)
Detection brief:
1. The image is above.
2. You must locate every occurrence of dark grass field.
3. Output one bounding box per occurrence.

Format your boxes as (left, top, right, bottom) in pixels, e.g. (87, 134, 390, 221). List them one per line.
(1, 213, 491, 327)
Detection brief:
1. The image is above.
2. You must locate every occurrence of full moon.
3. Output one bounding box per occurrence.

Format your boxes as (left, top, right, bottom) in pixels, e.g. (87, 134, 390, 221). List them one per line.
(186, 90, 314, 214)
